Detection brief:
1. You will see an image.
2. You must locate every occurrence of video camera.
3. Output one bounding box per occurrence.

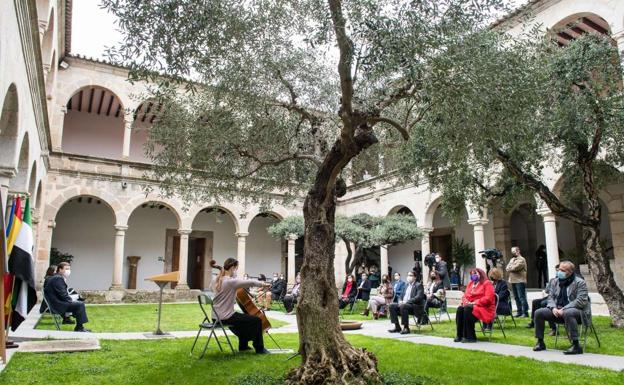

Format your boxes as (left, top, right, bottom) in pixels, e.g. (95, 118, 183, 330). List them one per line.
(424, 253, 437, 269)
(480, 248, 503, 266)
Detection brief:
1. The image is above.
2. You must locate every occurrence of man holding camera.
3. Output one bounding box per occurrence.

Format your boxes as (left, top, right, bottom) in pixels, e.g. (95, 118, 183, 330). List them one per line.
(506, 246, 529, 317)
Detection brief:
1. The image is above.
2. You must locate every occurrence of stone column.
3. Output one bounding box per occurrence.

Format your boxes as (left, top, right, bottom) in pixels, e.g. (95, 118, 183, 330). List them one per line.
(122, 118, 133, 159)
(380, 244, 389, 277)
(177, 229, 192, 290)
(468, 219, 488, 272)
(615, 31, 624, 67)
(126, 256, 141, 289)
(287, 234, 298, 285)
(111, 225, 128, 290)
(236, 232, 249, 276)
(537, 209, 560, 280)
(419, 227, 433, 281)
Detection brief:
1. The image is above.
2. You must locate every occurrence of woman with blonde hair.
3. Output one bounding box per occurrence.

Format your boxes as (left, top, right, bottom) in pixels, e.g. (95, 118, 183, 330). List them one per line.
(210, 258, 271, 354)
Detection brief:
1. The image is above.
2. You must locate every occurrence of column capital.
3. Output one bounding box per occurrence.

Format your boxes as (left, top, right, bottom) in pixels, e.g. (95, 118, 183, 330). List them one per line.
(418, 226, 434, 234)
(178, 228, 192, 235)
(287, 233, 299, 241)
(536, 208, 555, 218)
(114, 225, 128, 232)
(235, 232, 249, 238)
(467, 218, 488, 226)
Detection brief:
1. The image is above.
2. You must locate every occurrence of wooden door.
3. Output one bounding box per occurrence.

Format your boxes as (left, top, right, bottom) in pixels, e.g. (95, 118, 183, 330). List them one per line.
(171, 235, 180, 289)
(193, 238, 206, 290)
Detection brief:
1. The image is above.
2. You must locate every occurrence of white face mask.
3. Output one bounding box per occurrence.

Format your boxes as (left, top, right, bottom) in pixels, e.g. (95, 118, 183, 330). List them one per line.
(63, 270, 71, 278)
(407, 276, 415, 283)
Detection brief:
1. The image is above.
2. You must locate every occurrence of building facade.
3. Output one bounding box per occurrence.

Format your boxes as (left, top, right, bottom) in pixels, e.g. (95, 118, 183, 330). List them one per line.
(3, 0, 624, 298)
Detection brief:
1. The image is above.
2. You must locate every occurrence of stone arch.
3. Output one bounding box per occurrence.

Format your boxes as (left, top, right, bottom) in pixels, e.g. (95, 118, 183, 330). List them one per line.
(45, 50, 57, 100)
(128, 100, 163, 162)
(34, 180, 43, 210)
(422, 195, 471, 229)
(27, 160, 38, 198)
(44, 190, 121, 227)
(387, 205, 416, 217)
(61, 85, 126, 158)
(190, 205, 240, 233)
(246, 211, 286, 277)
(0, 84, 20, 169)
(121, 199, 183, 229)
(9, 131, 30, 192)
(57, 80, 132, 115)
(547, 8, 621, 40)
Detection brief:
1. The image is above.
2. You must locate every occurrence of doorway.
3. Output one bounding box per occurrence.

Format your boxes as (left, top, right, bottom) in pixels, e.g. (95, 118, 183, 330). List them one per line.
(167, 230, 213, 290)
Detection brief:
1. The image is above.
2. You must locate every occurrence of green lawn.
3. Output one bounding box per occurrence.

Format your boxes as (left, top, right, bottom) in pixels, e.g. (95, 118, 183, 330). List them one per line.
(36, 303, 287, 333)
(1, 334, 622, 385)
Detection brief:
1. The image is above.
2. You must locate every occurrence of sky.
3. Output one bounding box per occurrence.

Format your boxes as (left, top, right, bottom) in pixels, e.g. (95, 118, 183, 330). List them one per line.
(71, 0, 530, 60)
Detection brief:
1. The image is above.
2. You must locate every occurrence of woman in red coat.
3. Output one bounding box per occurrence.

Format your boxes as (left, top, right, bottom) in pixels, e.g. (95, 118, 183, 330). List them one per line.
(454, 268, 495, 343)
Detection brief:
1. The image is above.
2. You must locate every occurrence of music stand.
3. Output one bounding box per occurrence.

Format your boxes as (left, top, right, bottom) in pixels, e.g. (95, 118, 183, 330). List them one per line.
(144, 271, 179, 337)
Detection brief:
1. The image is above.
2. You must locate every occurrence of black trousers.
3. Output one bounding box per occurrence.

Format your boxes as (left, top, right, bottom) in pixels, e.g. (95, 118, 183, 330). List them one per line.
(537, 266, 548, 288)
(455, 305, 478, 340)
(531, 298, 555, 330)
(389, 302, 424, 327)
(283, 295, 297, 313)
(535, 307, 583, 341)
(64, 302, 88, 327)
(222, 312, 265, 353)
(338, 298, 353, 310)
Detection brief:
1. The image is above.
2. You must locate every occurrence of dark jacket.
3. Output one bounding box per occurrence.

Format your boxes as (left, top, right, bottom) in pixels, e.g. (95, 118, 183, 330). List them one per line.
(341, 281, 358, 302)
(392, 280, 406, 302)
(399, 281, 425, 306)
(493, 279, 512, 315)
(435, 261, 451, 289)
(270, 279, 287, 297)
(357, 278, 372, 301)
(43, 274, 73, 314)
(546, 275, 591, 322)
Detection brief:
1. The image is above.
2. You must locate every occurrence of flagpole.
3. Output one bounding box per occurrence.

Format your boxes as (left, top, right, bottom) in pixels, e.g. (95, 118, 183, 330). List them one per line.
(4, 277, 16, 342)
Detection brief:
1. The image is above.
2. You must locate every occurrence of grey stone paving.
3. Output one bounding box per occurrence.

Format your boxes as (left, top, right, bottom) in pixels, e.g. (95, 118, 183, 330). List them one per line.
(3, 307, 624, 374)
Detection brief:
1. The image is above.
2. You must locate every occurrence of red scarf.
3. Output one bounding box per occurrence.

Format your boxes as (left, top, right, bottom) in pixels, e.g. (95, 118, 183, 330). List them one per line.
(342, 281, 353, 299)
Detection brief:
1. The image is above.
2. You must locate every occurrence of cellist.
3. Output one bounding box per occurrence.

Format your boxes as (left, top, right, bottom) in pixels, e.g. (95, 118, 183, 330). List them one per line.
(210, 258, 271, 354)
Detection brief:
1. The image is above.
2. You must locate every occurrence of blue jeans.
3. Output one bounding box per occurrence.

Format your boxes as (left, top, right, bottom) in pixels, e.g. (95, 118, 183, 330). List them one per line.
(512, 282, 528, 315)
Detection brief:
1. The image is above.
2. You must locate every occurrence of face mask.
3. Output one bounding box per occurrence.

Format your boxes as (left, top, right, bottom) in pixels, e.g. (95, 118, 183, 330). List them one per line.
(63, 270, 71, 278)
(347, 278, 353, 282)
(407, 276, 415, 283)
(430, 275, 436, 280)
(470, 273, 479, 282)
(557, 271, 568, 280)
(435, 258, 441, 263)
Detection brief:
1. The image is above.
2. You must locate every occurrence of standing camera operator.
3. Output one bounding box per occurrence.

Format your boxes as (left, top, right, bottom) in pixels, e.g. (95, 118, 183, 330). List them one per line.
(434, 254, 451, 289)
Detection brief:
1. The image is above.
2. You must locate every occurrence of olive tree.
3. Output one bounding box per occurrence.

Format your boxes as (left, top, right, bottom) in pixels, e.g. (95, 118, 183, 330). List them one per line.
(269, 214, 420, 275)
(399, 31, 624, 327)
(104, 0, 506, 382)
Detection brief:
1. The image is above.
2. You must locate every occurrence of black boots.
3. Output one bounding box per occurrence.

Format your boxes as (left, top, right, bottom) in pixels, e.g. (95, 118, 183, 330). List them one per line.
(533, 339, 546, 351)
(564, 341, 583, 355)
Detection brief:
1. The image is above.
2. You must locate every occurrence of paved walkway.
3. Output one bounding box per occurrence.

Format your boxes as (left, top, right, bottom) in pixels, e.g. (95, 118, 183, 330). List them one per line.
(3, 309, 624, 374)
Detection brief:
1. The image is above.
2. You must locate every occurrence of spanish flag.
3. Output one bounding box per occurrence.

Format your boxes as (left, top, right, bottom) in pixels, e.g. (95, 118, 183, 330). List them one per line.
(7, 197, 36, 331)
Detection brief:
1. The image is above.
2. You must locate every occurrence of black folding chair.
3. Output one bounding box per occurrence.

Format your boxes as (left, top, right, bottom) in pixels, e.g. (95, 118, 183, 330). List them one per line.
(430, 297, 452, 323)
(190, 294, 235, 358)
(496, 292, 517, 328)
(411, 303, 434, 332)
(480, 294, 507, 340)
(41, 291, 62, 331)
(554, 298, 601, 350)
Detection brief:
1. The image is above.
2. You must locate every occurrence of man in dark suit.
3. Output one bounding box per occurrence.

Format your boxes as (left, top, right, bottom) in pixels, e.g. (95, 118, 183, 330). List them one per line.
(356, 273, 372, 301)
(388, 271, 426, 334)
(43, 262, 91, 332)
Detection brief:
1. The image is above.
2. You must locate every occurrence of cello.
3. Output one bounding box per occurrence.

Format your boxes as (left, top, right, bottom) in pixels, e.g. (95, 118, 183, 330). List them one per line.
(236, 288, 272, 332)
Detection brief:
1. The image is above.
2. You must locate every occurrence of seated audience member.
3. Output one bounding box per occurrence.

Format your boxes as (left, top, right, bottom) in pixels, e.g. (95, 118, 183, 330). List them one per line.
(423, 271, 446, 324)
(533, 261, 590, 355)
(39, 265, 57, 314)
(527, 264, 559, 335)
(356, 273, 372, 301)
(260, 273, 286, 310)
(454, 268, 495, 343)
(392, 272, 406, 303)
(357, 263, 368, 276)
(482, 268, 510, 331)
(283, 274, 301, 314)
(338, 275, 358, 309)
(43, 262, 91, 332)
(388, 271, 426, 334)
(243, 273, 250, 280)
(252, 274, 268, 301)
(368, 265, 381, 288)
(362, 274, 394, 319)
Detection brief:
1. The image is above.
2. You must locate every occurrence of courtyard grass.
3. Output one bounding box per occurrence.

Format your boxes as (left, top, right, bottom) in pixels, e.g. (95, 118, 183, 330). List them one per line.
(1, 334, 622, 385)
(35, 303, 287, 333)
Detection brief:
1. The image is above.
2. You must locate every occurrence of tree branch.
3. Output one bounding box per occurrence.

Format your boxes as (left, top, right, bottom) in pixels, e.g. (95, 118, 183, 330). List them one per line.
(328, 0, 354, 128)
(368, 117, 409, 140)
(493, 146, 592, 226)
(232, 145, 322, 178)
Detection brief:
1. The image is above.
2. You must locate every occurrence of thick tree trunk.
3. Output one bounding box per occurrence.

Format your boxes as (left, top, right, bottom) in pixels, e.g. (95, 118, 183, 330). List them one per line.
(286, 191, 380, 385)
